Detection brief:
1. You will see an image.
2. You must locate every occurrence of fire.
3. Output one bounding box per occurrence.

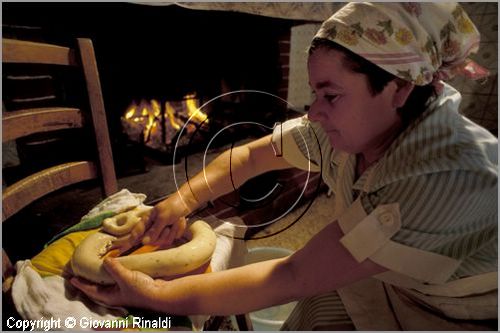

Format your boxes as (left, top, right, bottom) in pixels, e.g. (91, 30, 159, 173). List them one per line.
(121, 93, 208, 151)
(124, 105, 136, 120)
(184, 94, 208, 124)
(165, 102, 181, 130)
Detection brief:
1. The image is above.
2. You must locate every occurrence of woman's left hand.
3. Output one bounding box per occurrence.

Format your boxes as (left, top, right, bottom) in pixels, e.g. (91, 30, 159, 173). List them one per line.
(70, 257, 161, 309)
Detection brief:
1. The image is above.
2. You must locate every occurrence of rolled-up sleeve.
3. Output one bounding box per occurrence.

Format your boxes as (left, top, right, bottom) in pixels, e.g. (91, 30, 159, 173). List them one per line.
(271, 116, 321, 172)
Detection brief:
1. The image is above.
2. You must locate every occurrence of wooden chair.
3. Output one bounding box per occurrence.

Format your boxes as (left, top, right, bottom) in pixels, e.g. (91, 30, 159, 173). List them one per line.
(1, 38, 253, 331)
(2, 38, 118, 291)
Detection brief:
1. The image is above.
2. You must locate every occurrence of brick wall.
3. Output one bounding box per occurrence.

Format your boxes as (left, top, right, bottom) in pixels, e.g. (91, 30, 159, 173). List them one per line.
(277, 30, 291, 101)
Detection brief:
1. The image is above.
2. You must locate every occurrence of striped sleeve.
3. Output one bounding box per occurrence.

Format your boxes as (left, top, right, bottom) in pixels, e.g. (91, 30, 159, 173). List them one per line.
(280, 290, 353, 330)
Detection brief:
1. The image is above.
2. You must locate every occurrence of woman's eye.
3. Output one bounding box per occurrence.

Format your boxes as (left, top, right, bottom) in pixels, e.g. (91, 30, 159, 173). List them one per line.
(324, 94, 338, 103)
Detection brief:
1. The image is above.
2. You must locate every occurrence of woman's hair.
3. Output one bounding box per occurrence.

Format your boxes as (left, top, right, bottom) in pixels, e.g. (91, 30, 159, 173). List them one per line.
(309, 38, 436, 126)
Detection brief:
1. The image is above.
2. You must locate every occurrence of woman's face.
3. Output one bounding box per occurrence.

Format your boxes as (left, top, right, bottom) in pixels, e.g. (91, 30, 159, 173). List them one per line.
(307, 47, 402, 157)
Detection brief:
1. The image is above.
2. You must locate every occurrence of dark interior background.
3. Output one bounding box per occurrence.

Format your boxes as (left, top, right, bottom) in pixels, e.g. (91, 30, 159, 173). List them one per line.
(2, 3, 312, 263)
(3, 2, 294, 138)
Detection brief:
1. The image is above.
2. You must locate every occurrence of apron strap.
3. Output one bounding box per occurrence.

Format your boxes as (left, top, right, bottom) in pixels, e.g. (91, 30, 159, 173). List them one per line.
(337, 197, 461, 284)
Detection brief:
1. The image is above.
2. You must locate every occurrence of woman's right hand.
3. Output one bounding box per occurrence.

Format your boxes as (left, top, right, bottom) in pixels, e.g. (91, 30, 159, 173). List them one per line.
(112, 195, 189, 254)
(70, 258, 160, 309)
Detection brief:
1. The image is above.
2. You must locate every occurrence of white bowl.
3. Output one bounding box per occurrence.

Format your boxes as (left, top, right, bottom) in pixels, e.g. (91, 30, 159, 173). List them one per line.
(245, 246, 294, 265)
(245, 247, 297, 331)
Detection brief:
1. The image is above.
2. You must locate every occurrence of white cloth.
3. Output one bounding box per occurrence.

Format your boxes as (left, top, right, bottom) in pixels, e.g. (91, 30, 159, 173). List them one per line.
(81, 189, 146, 220)
(188, 216, 248, 327)
(12, 260, 128, 331)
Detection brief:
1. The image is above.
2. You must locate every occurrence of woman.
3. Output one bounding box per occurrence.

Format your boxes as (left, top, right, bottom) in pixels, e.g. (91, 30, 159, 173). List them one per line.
(72, 3, 497, 330)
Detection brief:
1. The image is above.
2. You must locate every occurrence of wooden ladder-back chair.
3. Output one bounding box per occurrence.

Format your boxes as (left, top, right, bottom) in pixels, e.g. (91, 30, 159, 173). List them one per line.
(2, 38, 118, 291)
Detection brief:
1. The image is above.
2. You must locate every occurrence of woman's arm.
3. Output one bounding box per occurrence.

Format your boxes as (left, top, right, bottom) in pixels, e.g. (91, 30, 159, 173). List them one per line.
(158, 221, 388, 315)
(116, 134, 293, 248)
(72, 221, 387, 315)
(173, 133, 293, 216)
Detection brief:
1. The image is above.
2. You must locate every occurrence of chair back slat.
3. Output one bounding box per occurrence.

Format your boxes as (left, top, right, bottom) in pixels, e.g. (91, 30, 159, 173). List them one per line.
(3, 38, 78, 66)
(2, 161, 98, 221)
(2, 107, 84, 142)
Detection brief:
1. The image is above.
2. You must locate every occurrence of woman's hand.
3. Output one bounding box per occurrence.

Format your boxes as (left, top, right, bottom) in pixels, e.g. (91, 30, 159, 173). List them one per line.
(112, 196, 189, 254)
(70, 258, 162, 309)
(142, 198, 188, 245)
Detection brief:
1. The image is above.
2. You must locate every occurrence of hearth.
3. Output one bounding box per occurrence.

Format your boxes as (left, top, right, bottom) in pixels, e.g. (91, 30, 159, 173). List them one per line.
(3, 2, 296, 169)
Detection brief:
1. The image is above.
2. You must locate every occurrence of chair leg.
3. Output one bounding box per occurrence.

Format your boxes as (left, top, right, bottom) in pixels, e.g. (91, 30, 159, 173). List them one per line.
(2, 249, 15, 293)
(235, 313, 253, 331)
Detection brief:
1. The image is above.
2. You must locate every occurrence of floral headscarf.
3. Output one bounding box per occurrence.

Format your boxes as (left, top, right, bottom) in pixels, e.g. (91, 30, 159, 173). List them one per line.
(314, 2, 489, 90)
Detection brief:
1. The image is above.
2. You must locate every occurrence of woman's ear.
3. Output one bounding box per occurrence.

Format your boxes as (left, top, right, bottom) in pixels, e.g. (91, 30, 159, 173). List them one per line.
(391, 79, 414, 108)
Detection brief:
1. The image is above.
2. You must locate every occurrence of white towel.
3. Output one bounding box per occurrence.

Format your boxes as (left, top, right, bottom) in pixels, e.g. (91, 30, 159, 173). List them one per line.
(12, 260, 127, 331)
(188, 216, 248, 328)
(82, 189, 146, 220)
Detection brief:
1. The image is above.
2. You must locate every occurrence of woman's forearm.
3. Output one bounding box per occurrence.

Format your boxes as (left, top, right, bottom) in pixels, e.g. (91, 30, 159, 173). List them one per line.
(150, 257, 296, 315)
(172, 134, 293, 215)
(148, 221, 387, 316)
(174, 144, 260, 213)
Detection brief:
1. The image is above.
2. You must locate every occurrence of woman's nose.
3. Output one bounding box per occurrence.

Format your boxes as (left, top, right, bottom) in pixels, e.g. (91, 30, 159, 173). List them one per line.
(307, 102, 323, 122)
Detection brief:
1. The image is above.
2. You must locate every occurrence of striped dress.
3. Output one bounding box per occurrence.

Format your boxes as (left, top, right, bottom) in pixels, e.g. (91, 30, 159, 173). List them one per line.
(274, 83, 497, 330)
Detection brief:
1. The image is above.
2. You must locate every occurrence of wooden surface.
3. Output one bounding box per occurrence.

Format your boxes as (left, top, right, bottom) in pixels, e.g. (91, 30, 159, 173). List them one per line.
(2, 161, 98, 221)
(77, 38, 118, 197)
(2, 38, 77, 66)
(2, 107, 84, 142)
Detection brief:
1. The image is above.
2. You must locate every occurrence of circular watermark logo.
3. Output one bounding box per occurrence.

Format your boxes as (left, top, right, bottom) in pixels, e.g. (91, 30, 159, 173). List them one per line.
(172, 90, 323, 240)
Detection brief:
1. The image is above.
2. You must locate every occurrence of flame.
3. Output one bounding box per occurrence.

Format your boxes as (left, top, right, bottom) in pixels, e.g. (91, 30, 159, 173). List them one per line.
(125, 103, 137, 120)
(165, 102, 181, 130)
(142, 99, 161, 140)
(152, 99, 161, 117)
(185, 94, 208, 123)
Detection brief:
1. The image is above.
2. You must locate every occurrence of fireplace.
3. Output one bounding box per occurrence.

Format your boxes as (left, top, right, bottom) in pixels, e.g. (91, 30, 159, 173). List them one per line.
(3, 2, 296, 170)
(2, 2, 327, 245)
